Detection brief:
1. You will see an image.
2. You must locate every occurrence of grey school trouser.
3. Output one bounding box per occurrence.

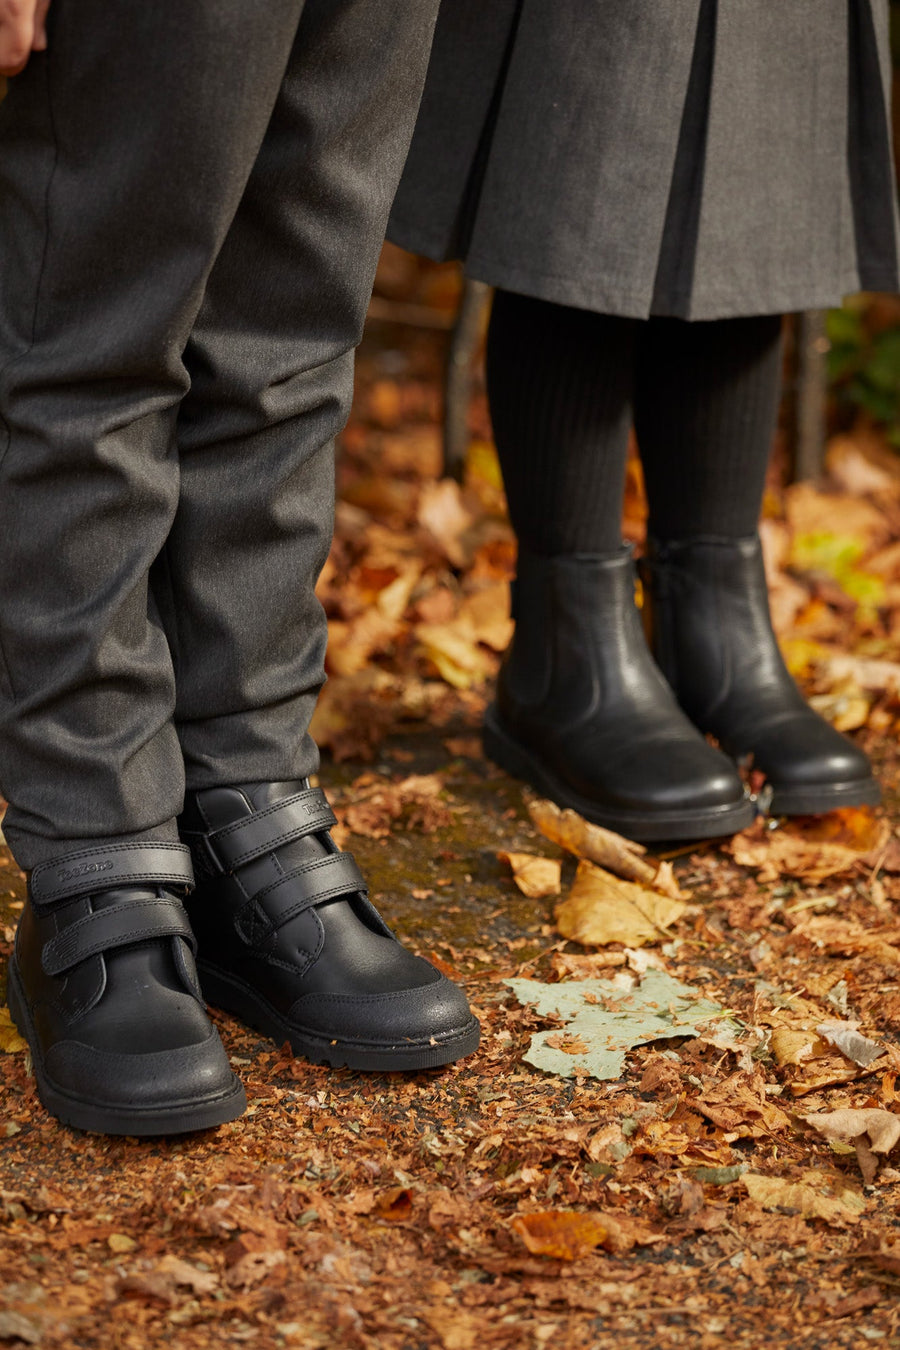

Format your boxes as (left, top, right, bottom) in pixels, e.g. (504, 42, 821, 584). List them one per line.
(0, 0, 439, 870)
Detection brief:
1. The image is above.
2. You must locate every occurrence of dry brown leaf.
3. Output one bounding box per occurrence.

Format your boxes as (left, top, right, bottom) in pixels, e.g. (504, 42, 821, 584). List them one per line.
(815, 1022, 885, 1068)
(819, 653, 900, 697)
(527, 796, 688, 899)
(375, 564, 422, 622)
(789, 914, 900, 967)
(456, 581, 514, 652)
(742, 1170, 866, 1224)
(415, 620, 495, 689)
(422, 1311, 483, 1350)
(154, 1256, 219, 1296)
(549, 951, 629, 978)
(826, 433, 900, 497)
(374, 1187, 414, 1223)
(497, 851, 561, 899)
(555, 860, 687, 948)
(805, 1109, 900, 1183)
(785, 481, 892, 550)
(770, 1026, 828, 1068)
(729, 811, 889, 883)
(693, 1070, 792, 1138)
(326, 610, 400, 678)
(417, 478, 475, 567)
(544, 1033, 590, 1055)
(511, 1210, 608, 1261)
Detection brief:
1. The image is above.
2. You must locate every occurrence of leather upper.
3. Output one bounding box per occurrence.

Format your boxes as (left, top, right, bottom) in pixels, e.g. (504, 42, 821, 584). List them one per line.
(496, 546, 747, 813)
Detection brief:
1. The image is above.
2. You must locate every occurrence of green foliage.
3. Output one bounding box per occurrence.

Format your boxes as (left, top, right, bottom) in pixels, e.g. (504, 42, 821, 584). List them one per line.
(827, 305, 900, 448)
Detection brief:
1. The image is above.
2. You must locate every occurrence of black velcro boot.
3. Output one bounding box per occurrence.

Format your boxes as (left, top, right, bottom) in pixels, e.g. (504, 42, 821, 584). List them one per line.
(177, 781, 480, 1071)
(7, 842, 246, 1135)
(482, 546, 754, 842)
(639, 534, 881, 816)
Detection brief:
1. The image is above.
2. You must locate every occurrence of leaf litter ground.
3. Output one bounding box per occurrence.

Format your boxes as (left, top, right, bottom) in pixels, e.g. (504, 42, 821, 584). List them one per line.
(2, 257, 900, 1349)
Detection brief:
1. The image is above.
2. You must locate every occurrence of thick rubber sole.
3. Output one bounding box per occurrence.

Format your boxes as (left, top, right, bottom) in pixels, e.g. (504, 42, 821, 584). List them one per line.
(7, 956, 246, 1136)
(483, 704, 756, 843)
(766, 774, 882, 818)
(197, 962, 481, 1072)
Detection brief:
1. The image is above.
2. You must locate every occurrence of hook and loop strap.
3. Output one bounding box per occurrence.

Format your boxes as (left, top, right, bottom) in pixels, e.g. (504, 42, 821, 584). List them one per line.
(42, 896, 195, 977)
(205, 788, 337, 873)
(30, 843, 195, 906)
(237, 852, 367, 947)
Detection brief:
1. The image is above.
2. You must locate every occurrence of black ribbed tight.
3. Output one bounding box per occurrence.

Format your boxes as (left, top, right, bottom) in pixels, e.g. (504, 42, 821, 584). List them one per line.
(484, 289, 784, 554)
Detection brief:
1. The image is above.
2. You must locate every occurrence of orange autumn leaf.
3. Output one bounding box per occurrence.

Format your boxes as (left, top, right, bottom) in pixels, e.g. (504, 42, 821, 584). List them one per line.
(374, 1187, 414, 1223)
(511, 1210, 608, 1261)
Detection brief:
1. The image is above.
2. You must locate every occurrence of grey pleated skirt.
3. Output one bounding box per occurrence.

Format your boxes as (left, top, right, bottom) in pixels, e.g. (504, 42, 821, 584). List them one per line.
(389, 0, 900, 320)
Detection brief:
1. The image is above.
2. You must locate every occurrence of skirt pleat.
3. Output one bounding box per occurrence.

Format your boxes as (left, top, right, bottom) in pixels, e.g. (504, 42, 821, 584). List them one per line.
(389, 0, 900, 319)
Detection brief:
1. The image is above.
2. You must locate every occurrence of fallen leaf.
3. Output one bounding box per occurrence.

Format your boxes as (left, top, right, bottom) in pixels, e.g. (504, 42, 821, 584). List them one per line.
(527, 796, 687, 899)
(504, 969, 730, 1080)
(728, 812, 889, 883)
(770, 1026, 828, 1067)
(415, 621, 495, 689)
(555, 860, 687, 947)
(107, 1234, 137, 1254)
(418, 478, 475, 567)
(0, 1008, 26, 1054)
(497, 851, 561, 899)
(804, 1109, 900, 1184)
(374, 1187, 414, 1223)
(155, 1255, 219, 1296)
(815, 1022, 885, 1068)
(422, 1310, 483, 1350)
(742, 1169, 865, 1224)
(511, 1211, 608, 1261)
(0, 1312, 42, 1345)
(456, 581, 513, 652)
(819, 653, 900, 696)
(544, 1033, 590, 1055)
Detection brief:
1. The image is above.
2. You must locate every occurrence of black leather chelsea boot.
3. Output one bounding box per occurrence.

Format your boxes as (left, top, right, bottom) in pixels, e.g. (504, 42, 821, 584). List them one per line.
(177, 781, 480, 1071)
(639, 534, 881, 816)
(482, 546, 754, 841)
(7, 842, 246, 1135)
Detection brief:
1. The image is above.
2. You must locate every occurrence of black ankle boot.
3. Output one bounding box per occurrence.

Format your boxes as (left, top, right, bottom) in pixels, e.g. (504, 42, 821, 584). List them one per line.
(639, 534, 881, 815)
(482, 547, 754, 841)
(178, 780, 480, 1071)
(8, 842, 246, 1135)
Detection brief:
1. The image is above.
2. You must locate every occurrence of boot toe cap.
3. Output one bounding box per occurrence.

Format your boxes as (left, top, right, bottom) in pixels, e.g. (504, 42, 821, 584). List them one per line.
(43, 1028, 245, 1126)
(751, 717, 875, 792)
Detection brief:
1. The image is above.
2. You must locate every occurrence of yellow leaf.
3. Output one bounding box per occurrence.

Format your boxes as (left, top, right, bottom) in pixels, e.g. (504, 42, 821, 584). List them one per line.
(108, 1234, 138, 1254)
(742, 1170, 865, 1224)
(497, 851, 561, 899)
(0, 1008, 26, 1055)
(555, 860, 687, 948)
(415, 622, 495, 690)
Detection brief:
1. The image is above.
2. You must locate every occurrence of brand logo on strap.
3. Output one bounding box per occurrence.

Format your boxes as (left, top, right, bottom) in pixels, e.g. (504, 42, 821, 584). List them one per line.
(57, 860, 114, 884)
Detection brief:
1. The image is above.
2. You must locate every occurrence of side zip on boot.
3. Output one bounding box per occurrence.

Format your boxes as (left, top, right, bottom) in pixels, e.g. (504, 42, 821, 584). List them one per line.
(639, 534, 881, 816)
(178, 780, 480, 1071)
(9, 842, 246, 1135)
(482, 545, 754, 842)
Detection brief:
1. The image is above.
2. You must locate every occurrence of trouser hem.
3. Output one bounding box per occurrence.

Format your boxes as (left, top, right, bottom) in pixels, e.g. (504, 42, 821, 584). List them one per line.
(3, 820, 181, 875)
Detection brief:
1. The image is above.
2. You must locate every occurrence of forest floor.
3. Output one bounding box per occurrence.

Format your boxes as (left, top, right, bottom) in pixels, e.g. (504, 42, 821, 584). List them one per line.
(2, 253, 900, 1349)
